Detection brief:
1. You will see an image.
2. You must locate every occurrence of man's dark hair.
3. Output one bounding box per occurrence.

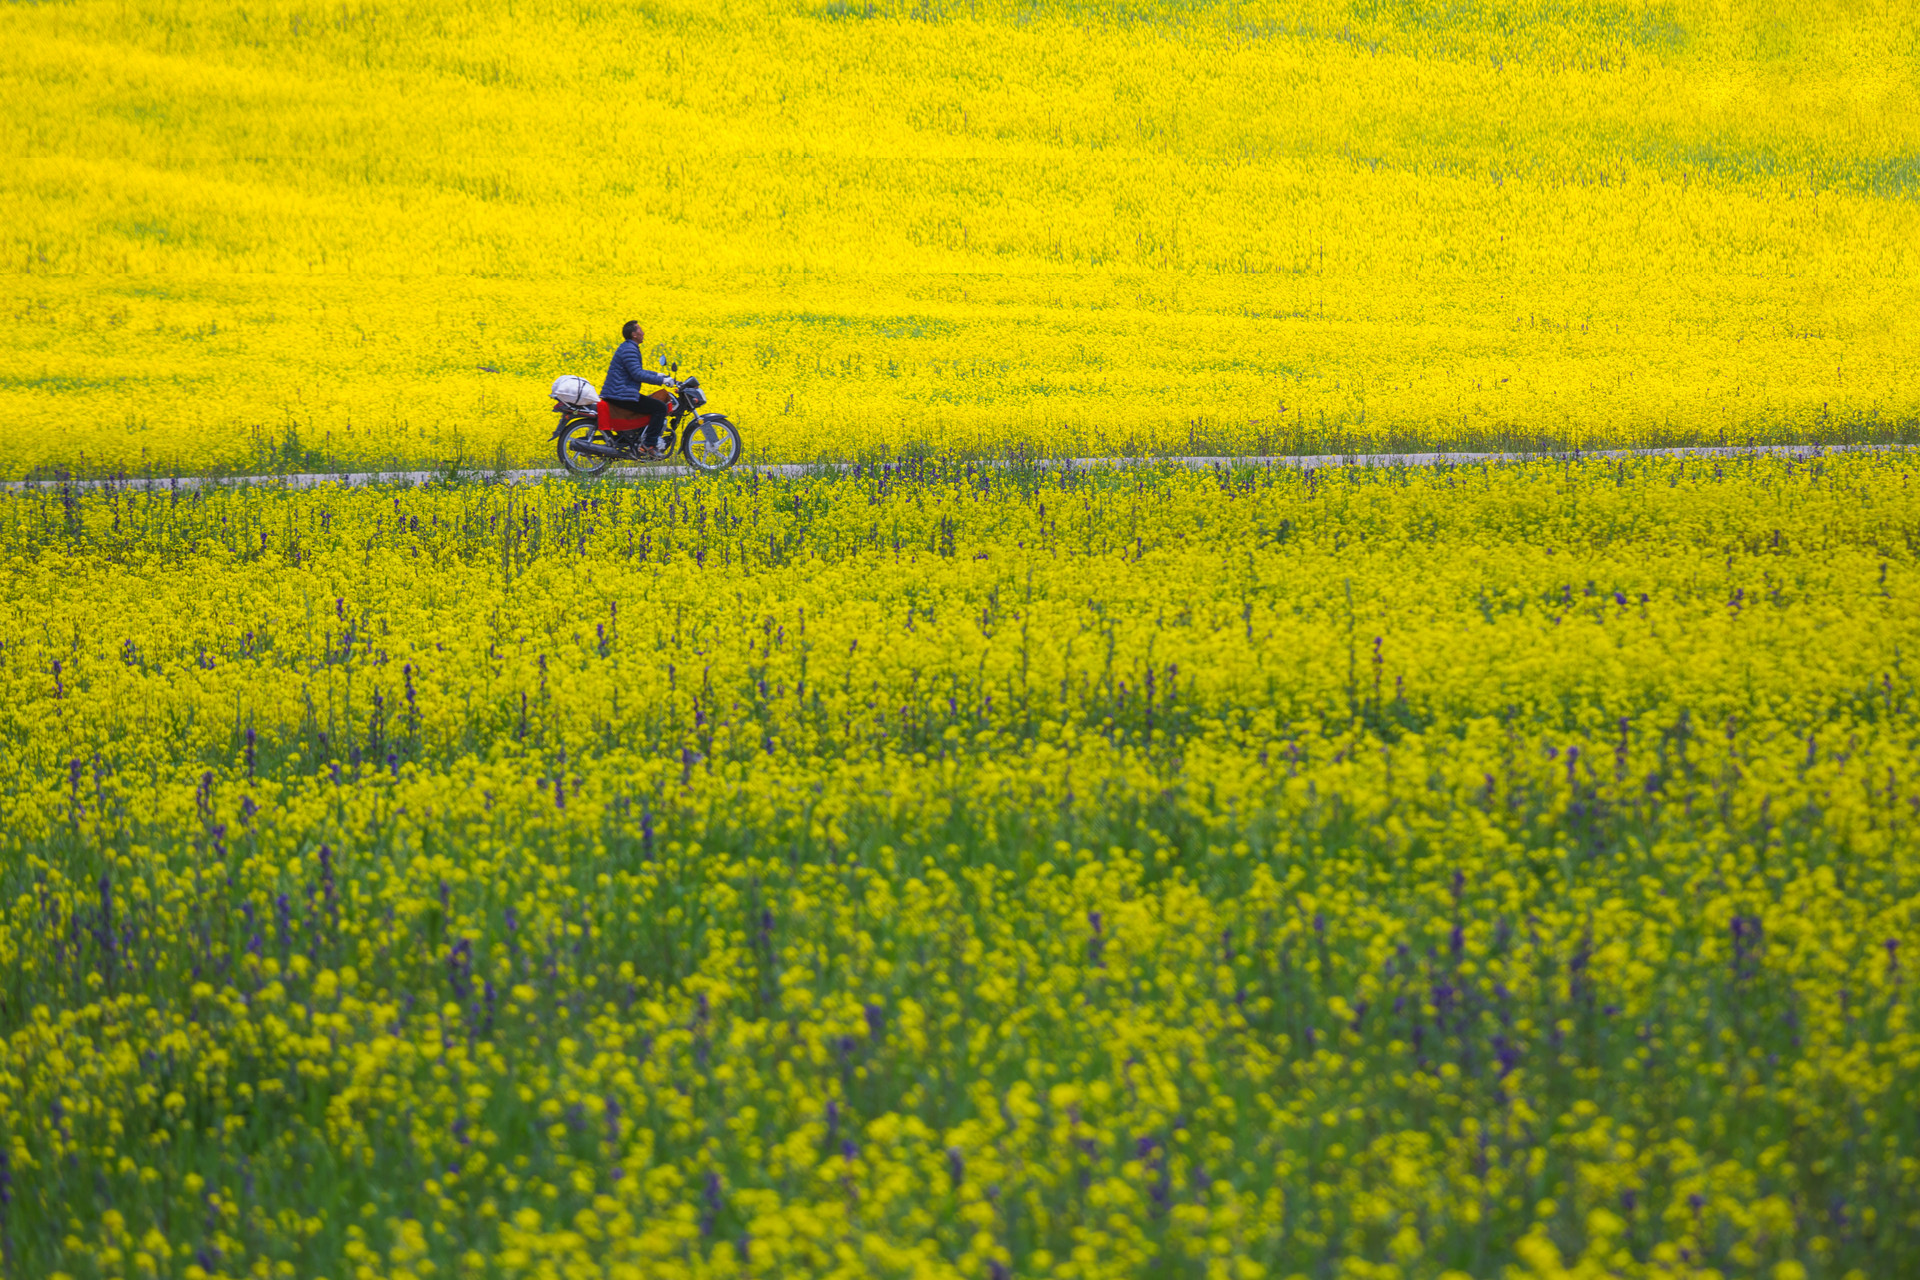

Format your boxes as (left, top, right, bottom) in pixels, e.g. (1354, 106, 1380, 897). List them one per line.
(622, 320, 641, 340)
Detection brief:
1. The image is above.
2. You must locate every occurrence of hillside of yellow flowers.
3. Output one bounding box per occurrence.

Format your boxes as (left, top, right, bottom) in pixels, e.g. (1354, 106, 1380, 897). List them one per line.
(3, 453, 1919, 1277)
(3, 0, 1918, 475)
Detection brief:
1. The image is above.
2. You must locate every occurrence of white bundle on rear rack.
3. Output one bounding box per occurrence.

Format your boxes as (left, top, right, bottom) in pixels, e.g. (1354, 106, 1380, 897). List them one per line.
(549, 375, 599, 408)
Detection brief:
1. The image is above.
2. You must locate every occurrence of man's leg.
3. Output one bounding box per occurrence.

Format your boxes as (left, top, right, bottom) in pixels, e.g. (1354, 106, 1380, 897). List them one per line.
(601, 400, 661, 453)
(640, 398, 669, 451)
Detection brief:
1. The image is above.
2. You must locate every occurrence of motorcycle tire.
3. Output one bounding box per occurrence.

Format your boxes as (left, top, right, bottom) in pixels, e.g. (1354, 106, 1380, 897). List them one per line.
(682, 415, 742, 474)
(557, 418, 614, 477)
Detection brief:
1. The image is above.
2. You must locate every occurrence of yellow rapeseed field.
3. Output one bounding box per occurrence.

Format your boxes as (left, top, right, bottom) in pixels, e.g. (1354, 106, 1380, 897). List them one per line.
(2, 454, 1919, 1277)
(2, 0, 1918, 474)
(5, 2, 1920, 1278)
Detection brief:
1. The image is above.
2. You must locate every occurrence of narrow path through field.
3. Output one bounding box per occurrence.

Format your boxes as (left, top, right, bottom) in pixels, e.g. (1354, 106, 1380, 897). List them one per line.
(2, 442, 1893, 492)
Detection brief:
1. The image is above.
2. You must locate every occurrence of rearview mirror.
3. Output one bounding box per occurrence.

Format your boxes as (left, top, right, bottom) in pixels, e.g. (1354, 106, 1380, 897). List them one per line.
(671, 363, 680, 373)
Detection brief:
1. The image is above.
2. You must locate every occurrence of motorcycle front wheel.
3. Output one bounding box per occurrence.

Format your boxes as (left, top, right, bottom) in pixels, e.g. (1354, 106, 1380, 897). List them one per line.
(557, 419, 614, 477)
(682, 415, 742, 474)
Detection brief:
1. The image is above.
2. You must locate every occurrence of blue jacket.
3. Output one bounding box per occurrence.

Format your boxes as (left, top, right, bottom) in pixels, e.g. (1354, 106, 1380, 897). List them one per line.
(600, 340, 670, 401)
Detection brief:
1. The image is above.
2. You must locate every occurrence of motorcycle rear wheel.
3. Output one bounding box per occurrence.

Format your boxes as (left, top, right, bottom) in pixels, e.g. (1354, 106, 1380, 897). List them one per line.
(557, 419, 614, 477)
(682, 415, 742, 474)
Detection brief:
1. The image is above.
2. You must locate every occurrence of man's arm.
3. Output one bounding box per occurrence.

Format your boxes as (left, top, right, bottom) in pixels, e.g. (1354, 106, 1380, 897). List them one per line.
(620, 344, 670, 387)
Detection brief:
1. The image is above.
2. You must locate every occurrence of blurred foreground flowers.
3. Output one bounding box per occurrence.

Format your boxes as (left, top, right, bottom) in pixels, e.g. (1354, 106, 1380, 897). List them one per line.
(1, 453, 1917, 1277)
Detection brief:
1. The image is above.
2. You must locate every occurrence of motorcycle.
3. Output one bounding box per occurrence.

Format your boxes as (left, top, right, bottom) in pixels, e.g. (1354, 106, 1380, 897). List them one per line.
(548, 367, 742, 477)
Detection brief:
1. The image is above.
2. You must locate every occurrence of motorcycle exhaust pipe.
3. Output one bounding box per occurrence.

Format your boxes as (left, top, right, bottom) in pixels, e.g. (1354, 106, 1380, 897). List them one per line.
(570, 439, 623, 459)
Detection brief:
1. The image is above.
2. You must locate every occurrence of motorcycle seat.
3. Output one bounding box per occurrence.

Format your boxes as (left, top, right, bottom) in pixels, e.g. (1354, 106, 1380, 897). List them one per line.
(596, 401, 648, 431)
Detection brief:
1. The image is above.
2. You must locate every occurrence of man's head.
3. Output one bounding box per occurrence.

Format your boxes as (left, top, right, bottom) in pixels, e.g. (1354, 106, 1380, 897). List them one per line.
(622, 320, 643, 343)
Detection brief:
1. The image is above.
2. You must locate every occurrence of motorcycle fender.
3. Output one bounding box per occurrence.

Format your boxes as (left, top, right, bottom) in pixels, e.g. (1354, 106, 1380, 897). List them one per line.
(692, 414, 722, 444)
(550, 417, 582, 442)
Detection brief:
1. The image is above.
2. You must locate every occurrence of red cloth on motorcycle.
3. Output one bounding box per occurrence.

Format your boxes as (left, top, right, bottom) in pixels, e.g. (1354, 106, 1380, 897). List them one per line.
(596, 401, 647, 432)
(596, 392, 677, 433)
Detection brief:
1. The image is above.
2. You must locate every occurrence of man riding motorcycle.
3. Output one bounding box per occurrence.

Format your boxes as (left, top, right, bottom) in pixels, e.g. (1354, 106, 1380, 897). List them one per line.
(600, 320, 677, 457)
